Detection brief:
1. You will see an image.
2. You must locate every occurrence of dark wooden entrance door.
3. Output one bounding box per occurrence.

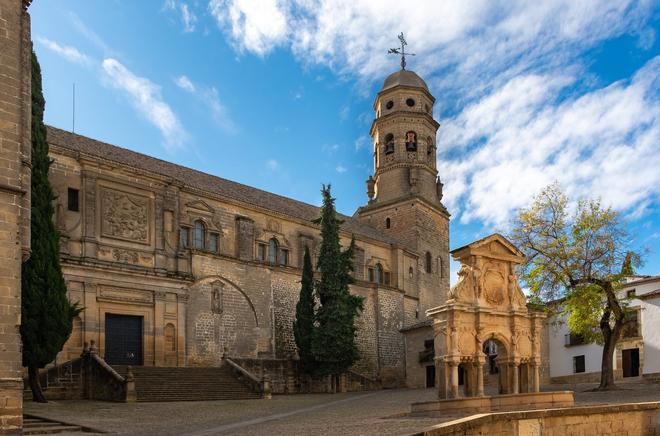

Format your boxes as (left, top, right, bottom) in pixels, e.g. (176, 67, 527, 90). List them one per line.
(105, 314, 143, 365)
(426, 365, 436, 388)
(622, 348, 640, 377)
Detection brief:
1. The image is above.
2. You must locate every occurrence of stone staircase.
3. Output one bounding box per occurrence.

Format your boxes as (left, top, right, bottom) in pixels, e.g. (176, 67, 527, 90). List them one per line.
(22, 416, 83, 434)
(112, 364, 263, 402)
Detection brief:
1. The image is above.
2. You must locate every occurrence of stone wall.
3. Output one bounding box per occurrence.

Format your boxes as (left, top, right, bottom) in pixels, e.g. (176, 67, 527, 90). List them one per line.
(377, 289, 405, 386)
(414, 402, 660, 436)
(0, 0, 32, 433)
(403, 325, 434, 388)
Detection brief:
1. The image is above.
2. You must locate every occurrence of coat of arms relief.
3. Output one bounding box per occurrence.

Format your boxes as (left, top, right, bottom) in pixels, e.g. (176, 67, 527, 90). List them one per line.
(101, 188, 149, 243)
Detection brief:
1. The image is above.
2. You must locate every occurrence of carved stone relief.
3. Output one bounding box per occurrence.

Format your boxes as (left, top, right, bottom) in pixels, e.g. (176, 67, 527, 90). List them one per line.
(101, 188, 149, 243)
(97, 286, 153, 304)
(112, 248, 138, 264)
(482, 261, 506, 306)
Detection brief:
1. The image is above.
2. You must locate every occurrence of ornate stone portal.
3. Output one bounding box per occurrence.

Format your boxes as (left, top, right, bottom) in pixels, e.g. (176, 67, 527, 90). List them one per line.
(428, 234, 545, 399)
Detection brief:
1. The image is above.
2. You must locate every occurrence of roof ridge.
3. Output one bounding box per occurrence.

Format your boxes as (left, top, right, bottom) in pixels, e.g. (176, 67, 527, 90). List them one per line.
(46, 125, 404, 247)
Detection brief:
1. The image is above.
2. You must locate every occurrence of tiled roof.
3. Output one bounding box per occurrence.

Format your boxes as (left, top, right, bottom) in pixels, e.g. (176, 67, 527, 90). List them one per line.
(47, 126, 403, 246)
(400, 319, 433, 332)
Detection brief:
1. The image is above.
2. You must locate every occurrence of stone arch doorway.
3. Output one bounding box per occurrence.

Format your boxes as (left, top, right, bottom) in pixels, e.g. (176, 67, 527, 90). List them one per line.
(482, 337, 509, 395)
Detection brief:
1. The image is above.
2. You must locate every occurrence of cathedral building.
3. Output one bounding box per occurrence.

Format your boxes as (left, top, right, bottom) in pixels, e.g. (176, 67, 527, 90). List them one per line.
(47, 67, 450, 388)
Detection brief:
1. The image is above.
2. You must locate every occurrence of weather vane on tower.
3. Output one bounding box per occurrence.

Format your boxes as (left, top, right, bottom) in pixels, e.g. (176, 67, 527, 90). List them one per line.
(388, 32, 415, 70)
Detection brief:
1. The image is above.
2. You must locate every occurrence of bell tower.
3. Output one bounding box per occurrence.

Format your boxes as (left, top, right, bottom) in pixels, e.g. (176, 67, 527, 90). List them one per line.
(367, 69, 441, 205)
(356, 57, 450, 312)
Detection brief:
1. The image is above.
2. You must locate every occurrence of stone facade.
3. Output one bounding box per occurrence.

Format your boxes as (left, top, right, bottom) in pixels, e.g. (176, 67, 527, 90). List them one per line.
(46, 68, 451, 387)
(0, 0, 32, 433)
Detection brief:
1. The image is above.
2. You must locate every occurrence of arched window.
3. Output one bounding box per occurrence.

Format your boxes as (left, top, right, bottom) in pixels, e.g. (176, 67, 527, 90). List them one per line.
(385, 217, 391, 229)
(425, 252, 432, 273)
(384, 133, 395, 155)
(193, 220, 205, 249)
(409, 266, 414, 279)
(268, 238, 278, 264)
(375, 263, 383, 284)
(405, 131, 417, 152)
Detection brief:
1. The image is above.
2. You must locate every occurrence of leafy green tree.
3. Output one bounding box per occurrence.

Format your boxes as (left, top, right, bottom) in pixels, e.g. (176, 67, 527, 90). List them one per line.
(293, 246, 316, 374)
(311, 186, 364, 384)
(511, 183, 641, 390)
(22, 51, 82, 402)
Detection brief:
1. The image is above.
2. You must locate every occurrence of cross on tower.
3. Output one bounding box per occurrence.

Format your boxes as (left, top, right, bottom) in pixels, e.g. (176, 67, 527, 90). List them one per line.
(388, 32, 416, 70)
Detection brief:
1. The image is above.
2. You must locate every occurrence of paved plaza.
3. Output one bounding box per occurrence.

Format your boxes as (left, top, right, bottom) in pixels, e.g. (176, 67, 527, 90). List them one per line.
(23, 382, 660, 435)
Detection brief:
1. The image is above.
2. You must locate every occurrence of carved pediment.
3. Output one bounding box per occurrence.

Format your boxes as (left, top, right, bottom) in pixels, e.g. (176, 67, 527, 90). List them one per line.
(185, 200, 214, 214)
(451, 233, 524, 264)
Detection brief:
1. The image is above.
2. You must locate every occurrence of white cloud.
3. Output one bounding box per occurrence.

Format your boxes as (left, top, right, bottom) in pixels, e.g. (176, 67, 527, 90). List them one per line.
(175, 75, 196, 92)
(181, 3, 197, 33)
(339, 105, 350, 121)
(335, 164, 347, 173)
(438, 56, 660, 227)
(174, 75, 236, 132)
(36, 37, 93, 67)
(266, 159, 280, 170)
(209, 0, 288, 56)
(69, 12, 114, 56)
(102, 59, 187, 151)
(207, 1, 652, 98)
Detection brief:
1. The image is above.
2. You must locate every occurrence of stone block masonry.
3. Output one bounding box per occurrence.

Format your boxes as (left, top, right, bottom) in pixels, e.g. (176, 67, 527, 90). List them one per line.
(414, 401, 660, 436)
(0, 1, 32, 433)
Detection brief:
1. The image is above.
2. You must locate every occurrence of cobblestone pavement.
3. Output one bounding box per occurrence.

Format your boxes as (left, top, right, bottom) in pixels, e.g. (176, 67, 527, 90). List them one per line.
(24, 382, 660, 435)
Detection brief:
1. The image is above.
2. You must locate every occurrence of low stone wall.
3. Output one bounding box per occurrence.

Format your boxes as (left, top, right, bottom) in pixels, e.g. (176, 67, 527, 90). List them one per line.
(231, 358, 379, 394)
(411, 391, 574, 415)
(413, 401, 660, 436)
(550, 369, 623, 384)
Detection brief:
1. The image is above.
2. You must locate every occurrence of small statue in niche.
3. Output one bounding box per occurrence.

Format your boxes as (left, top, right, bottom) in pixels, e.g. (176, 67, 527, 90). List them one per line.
(211, 281, 224, 314)
(436, 177, 444, 201)
(405, 131, 417, 151)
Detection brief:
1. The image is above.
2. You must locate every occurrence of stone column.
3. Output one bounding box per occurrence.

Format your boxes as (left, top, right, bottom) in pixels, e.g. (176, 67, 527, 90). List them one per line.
(81, 170, 98, 258)
(532, 363, 540, 392)
(512, 362, 519, 394)
(476, 361, 485, 396)
(435, 358, 447, 399)
(449, 362, 459, 398)
(0, 1, 32, 432)
(176, 294, 188, 366)
(154, 291, 166, 366)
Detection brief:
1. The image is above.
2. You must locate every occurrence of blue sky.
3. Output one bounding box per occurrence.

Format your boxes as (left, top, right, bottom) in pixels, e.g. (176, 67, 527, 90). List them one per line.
(32, 0, 660, 280)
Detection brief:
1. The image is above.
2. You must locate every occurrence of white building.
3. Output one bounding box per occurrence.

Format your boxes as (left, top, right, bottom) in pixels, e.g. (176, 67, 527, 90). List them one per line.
(548, 275, 660, 383)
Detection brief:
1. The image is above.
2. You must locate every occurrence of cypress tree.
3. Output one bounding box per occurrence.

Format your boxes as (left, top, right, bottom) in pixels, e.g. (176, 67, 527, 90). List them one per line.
(22, 51, 81, 402)
(293, 246, 316, 374)
(311, 186, 363, 382)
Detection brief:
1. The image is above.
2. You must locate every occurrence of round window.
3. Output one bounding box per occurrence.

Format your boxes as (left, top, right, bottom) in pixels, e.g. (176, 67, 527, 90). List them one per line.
(386, 100, 394, 110)
(406, 98, 415, 107)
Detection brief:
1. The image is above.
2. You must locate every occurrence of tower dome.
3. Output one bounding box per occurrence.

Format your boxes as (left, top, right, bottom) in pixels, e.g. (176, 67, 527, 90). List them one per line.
(381, 70, 428, 92)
